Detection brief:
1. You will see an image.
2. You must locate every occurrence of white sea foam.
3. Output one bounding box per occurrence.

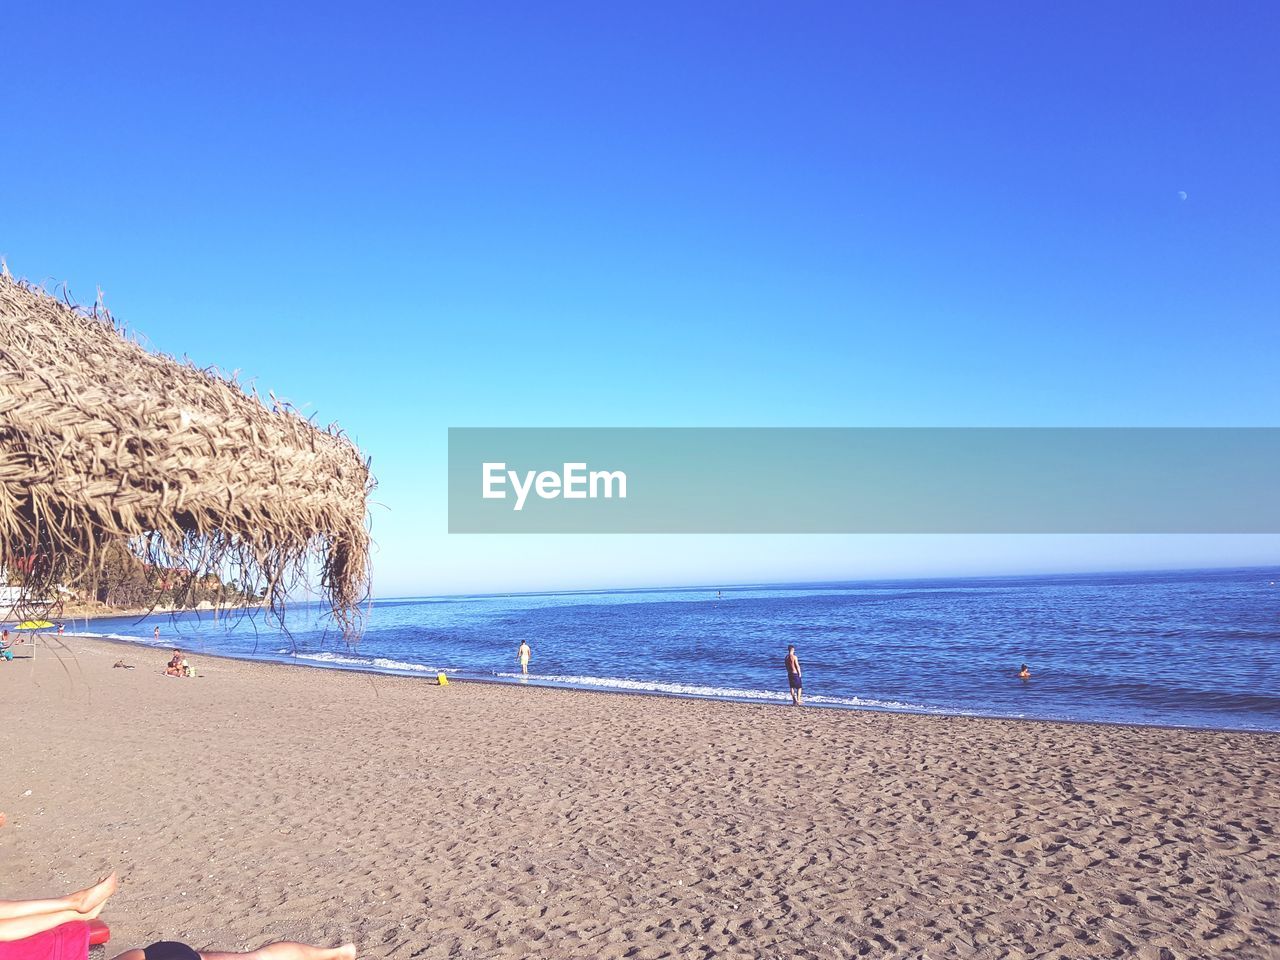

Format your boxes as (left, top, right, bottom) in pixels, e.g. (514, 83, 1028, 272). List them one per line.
(67, 632, 953, 719)
(72, 630, 161, 645)
(494, 672, 938, 714)
(293, 651, 441, 674)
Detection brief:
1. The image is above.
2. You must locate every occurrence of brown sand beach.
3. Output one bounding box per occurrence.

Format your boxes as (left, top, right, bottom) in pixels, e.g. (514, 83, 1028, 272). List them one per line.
(2, 636, 1277, 959)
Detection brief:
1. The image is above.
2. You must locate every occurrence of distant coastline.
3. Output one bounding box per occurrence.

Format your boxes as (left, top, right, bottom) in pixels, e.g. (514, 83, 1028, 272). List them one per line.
(4, 598, 268, 623)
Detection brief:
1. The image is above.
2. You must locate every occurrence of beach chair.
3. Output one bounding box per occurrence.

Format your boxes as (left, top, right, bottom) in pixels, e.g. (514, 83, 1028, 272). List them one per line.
(88, 919, 111, 957)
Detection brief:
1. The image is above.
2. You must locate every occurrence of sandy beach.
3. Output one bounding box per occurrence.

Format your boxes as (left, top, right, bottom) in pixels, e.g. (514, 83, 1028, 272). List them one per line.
(1, 636, 1277, 959)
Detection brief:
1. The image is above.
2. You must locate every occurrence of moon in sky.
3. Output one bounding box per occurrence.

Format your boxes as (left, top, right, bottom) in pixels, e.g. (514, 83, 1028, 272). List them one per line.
(1178, 191, 1188, 201)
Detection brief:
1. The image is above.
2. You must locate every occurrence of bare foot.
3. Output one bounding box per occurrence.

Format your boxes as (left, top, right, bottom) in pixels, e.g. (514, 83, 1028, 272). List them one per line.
(71, 872, 117, 916)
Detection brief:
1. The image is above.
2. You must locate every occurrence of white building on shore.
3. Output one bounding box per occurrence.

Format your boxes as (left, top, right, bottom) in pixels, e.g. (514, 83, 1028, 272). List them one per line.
(1, 582, 24, 621)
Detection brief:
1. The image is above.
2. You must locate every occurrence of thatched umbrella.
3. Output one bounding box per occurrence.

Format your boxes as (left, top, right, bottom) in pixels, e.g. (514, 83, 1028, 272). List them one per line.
(0, 269, 373, 636)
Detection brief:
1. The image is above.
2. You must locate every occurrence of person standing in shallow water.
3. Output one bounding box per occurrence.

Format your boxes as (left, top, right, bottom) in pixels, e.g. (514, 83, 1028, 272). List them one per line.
(518, 640, 531, 675)
(785, 645, 803, 706)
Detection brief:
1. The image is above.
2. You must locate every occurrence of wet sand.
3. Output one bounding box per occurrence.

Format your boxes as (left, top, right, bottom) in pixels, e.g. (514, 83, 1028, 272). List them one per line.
(1, 636, 1277, 958)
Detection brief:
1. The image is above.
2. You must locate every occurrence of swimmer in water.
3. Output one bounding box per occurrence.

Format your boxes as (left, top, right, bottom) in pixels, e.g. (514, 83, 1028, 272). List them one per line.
(1018, 663, 1031, 680)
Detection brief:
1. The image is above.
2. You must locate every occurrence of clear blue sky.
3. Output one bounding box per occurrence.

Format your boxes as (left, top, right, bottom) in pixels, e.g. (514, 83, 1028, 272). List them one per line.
(5, 2, 1278, 595)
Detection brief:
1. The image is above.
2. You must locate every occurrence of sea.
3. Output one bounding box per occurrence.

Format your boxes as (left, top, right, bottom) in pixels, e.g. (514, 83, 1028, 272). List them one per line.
(72, 566, 1280, 733)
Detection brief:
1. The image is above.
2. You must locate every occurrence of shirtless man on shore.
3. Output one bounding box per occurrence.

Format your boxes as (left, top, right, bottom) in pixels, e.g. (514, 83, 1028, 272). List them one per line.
(785, 645, 803, 706)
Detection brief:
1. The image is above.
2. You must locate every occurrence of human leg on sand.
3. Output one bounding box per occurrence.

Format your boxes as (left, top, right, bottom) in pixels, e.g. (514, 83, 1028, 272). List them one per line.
(0, 873, 116, 922)
(0, 873, 117, 941)
(203, 943, 356, 960)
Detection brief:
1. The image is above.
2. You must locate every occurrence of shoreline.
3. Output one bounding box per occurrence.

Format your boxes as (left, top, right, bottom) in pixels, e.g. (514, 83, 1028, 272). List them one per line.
(64, 630, 1280, 739)
(25, 601, 268, 622)
(23, 567, 1278, 739)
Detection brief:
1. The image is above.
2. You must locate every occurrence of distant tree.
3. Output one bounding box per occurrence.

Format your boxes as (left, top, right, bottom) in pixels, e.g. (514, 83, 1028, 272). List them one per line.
(96, 540, 151, 607)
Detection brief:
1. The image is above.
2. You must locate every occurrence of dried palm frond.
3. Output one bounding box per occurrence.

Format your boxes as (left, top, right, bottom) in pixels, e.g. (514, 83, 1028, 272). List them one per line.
(0, 270, 373, 636)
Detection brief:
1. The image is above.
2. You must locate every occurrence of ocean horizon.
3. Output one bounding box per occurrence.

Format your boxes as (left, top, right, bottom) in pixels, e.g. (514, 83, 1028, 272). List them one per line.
(66, 564, 1280, 734)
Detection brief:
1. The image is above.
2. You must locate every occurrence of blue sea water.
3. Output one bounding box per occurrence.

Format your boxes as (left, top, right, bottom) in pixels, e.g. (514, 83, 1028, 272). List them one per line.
(73, 566, 1280, 732)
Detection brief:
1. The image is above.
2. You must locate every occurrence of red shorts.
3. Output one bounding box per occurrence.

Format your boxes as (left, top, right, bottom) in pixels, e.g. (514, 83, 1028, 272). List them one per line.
(0, 921, 89, 960)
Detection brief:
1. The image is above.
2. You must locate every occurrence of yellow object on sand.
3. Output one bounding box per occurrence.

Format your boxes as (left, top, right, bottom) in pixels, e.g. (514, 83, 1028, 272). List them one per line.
(437, 673, 449, 686)
(15, 620, 54, 630)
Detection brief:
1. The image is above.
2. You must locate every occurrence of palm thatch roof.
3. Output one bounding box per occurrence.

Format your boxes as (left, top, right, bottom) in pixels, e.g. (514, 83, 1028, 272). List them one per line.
(0, 269, 373, 635)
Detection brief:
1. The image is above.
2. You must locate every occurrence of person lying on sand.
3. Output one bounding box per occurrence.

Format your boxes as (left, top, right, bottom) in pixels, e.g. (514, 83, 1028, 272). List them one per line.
(113, 660, 135, 669)
(113, 939, 356, 960)
(0, 873, 356, 960)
